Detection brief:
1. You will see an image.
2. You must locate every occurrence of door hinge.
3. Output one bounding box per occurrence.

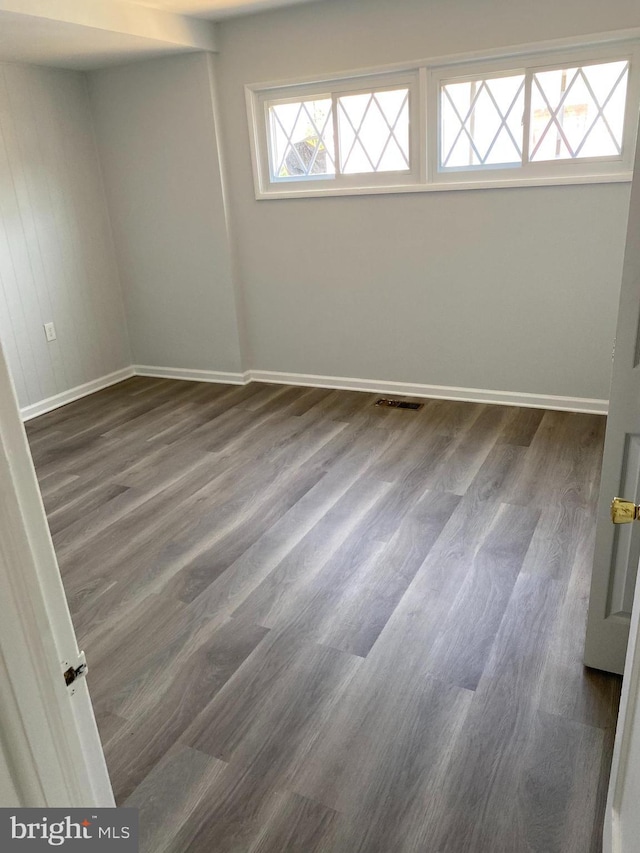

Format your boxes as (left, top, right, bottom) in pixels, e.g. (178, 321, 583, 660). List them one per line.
(63, 651, 87, 689)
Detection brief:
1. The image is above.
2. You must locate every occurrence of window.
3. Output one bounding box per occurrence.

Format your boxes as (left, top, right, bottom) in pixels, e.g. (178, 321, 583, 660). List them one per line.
(248, 72, 419, 194)
(266, 86, 412, 181)
(336, 88, 410, 173)
(435, 56, 633, 184)
(440, 73, 526, 169)
(528, 61, 628, 161)
(246, 37, 640, 198)
(269, 97, 334, 179)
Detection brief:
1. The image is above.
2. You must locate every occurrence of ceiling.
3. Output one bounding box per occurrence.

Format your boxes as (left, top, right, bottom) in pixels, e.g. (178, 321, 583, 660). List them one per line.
(127, 0, 321, 19)
(0, 0, 322, 70)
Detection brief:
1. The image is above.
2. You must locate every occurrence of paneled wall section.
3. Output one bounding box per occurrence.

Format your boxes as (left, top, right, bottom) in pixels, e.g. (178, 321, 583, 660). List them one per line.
(0, 63, 131, 410)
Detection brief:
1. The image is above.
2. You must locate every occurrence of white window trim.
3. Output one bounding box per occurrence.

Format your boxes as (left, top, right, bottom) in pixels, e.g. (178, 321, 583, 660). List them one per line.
(245, 29, 640, 200)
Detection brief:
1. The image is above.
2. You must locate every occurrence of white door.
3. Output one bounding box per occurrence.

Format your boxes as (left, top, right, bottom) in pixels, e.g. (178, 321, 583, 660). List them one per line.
(0, 338, 114, 806)
(585, 114, 640, 674)
(604, 548, 640, 852)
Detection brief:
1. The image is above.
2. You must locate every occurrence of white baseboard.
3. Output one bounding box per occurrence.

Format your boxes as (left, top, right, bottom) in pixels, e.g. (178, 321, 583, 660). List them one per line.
(20, 367, 135, 422)
(21, 364, 609, 420)
(133, 364, 248, 385)
(247, 369, 609, 415)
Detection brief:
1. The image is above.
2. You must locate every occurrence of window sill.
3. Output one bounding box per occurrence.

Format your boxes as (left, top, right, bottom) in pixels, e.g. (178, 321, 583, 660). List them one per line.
(255, 171, 632, 200)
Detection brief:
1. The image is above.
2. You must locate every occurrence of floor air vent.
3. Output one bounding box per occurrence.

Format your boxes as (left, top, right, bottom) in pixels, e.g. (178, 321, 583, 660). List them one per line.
(375, 399, 423, 410)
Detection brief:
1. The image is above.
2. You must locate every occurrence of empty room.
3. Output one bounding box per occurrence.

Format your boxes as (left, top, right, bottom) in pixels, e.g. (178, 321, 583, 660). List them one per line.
(3, 0, 640, 851)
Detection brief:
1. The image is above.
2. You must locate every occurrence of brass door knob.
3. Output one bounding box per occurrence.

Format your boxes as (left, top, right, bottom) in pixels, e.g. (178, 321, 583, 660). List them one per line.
(611, 497, 640, 524)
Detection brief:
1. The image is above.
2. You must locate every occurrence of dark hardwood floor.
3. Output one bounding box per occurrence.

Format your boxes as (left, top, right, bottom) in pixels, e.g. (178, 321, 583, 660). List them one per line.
(25, 377, 620, 852)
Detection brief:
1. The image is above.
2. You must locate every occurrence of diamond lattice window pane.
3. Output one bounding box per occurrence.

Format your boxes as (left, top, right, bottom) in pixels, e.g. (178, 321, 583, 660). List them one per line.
(529, 60, 629, 162)
(337, 88, 410, 174)
(269, 98, 334, 179)
(440, 74, 525, 169)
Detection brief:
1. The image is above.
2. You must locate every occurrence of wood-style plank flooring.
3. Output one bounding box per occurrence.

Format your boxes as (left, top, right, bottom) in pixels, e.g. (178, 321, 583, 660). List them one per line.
(26, 377, 621, 852)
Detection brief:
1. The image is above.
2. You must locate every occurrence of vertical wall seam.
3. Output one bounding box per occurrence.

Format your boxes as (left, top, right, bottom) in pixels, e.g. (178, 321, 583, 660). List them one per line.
(205, 50, 252, 373)
(82, 71, 134, 368)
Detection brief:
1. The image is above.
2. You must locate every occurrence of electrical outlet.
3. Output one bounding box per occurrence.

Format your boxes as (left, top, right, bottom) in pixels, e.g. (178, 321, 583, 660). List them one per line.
(44, 322, 57, 342)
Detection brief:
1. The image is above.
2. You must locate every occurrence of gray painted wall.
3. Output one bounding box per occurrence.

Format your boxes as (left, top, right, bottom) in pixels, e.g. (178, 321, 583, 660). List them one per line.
(214, 0, 639, 400)
(0, 62, 131, 409)
(88, 53, 245, 375)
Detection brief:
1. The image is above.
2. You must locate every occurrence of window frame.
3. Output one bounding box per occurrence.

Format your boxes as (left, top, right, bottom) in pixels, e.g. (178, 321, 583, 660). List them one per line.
(429, 44, 639, 187)
(245, 32, 640, 199)
(248, 70, 422, 196)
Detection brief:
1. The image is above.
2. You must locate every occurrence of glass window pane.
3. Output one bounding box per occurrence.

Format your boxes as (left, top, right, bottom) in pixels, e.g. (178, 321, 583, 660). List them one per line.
(529, 60, 629, 162)
(440, 73, 525, 169)
(337, 88, 410, 174)
(268, 98, 334, 179)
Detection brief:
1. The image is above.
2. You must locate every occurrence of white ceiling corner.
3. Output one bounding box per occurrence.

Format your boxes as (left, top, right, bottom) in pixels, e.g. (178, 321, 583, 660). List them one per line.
(0, 0, 322, 70)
